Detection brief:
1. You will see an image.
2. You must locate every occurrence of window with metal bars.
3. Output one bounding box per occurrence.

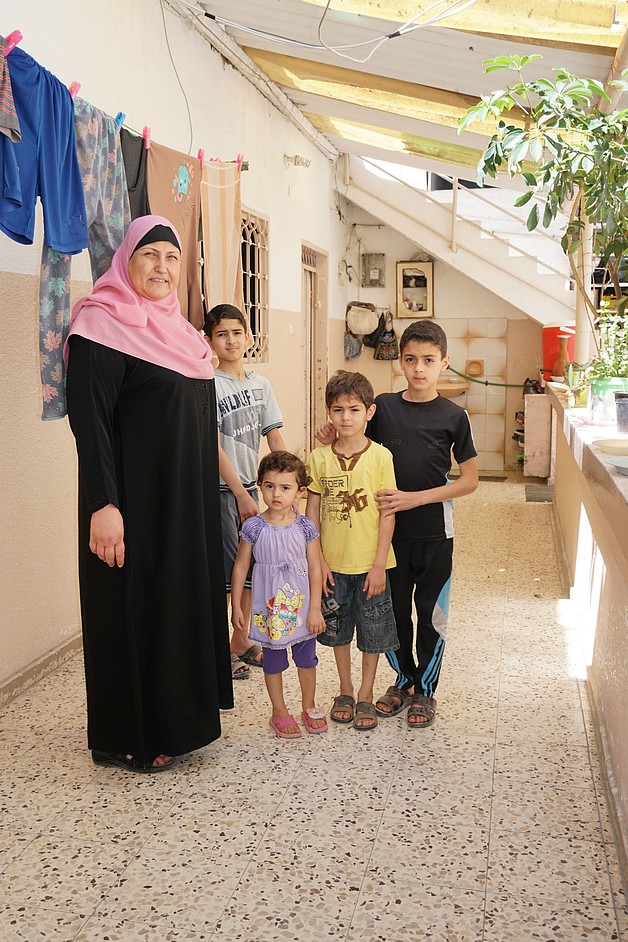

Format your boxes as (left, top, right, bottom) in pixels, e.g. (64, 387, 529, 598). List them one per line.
(241, 211, 269, 363)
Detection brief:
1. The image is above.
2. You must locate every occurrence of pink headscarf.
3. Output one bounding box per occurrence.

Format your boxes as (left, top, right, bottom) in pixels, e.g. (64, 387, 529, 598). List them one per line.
(64, 216, 214, 379)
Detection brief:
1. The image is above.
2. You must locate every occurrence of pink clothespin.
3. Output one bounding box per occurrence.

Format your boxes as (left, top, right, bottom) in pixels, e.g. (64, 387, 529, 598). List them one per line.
(142, 126, 151, 149)
(4, 30, 22, 54)
(68, 81, 81, 100)
(197, 148, 205, 170)
(236, 153, 243, 173)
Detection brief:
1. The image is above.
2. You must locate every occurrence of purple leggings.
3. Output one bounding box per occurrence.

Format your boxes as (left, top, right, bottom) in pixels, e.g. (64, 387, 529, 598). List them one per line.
(263, 637, 318, 675)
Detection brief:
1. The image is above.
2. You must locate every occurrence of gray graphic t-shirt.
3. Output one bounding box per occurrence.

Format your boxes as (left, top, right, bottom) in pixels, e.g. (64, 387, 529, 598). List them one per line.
(214, 369, 283, 491)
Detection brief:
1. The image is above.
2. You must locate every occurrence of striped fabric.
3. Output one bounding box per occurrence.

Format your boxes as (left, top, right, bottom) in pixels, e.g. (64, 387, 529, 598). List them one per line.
(0, 37, 21, 142)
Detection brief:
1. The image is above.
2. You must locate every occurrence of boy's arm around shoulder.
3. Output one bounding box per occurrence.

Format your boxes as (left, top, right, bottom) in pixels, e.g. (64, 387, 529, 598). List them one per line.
(377, 456, 478, 517)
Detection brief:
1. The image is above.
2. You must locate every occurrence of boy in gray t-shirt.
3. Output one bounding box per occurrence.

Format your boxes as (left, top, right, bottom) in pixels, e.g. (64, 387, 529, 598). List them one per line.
(204, 304, 284, 678)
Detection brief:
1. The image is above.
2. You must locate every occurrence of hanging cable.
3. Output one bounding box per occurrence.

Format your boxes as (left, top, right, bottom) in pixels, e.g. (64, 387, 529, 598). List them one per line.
(316, 0, 480, 64)
(178, 0, 478, 61)
(160, 0, 195, 154)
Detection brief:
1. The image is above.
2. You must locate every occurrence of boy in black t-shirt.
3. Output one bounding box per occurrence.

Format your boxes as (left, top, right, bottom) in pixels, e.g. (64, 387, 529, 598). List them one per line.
(317, 320, 478, 727)
(370, 321, 478, 727)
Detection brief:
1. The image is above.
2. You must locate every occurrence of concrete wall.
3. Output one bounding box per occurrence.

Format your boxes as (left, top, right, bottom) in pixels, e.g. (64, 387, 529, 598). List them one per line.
(552, 405, 628, 870)
(0, 0, 348, 697)
(343, 204, 540, 471)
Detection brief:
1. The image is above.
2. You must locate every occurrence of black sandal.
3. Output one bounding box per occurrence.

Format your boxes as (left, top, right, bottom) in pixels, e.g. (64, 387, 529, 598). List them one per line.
(375, 685, 411, 717)
(407, 695, 436, 729)
(92, 751, 176, 773)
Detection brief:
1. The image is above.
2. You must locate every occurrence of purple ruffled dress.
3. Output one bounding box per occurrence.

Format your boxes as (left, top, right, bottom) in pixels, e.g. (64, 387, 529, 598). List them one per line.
(241, 513, 319, 650)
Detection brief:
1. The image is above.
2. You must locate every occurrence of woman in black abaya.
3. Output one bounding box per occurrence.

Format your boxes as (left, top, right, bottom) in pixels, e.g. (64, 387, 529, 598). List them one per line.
(65, 215, 233, 772)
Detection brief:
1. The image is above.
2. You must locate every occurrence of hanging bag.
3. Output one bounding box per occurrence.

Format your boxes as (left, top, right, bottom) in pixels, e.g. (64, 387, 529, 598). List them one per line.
(363, 312, 386, 349)
(346, 301, 378, 337)
(373, 313, 399, 360)
(344, 330, 362, 360)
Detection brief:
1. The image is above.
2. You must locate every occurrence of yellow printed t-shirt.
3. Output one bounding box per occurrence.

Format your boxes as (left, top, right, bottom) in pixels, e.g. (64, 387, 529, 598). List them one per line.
(307, 441, 396, 575)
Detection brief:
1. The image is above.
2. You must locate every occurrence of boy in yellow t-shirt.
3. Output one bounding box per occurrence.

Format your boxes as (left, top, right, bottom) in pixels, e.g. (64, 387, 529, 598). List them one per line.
(306, 371, 399, 731)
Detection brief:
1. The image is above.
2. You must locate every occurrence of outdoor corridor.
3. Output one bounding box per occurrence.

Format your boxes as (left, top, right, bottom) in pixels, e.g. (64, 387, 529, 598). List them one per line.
(0, 478, 626, 941)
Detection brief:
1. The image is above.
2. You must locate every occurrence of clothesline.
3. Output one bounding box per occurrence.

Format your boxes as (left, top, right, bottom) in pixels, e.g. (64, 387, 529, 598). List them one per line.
(3, 28, 250, 171)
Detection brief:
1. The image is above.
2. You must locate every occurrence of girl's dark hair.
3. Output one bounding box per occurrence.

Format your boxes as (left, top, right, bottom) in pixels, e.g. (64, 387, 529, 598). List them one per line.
(399, 320, 448, 357)
(257, 450, 311, 488)
(203, 303, 248, 337)
(325, 370, 374, 409)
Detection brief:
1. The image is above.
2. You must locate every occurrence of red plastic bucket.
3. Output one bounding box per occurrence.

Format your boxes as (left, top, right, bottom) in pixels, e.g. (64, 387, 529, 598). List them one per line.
(541, 324, 576, 381)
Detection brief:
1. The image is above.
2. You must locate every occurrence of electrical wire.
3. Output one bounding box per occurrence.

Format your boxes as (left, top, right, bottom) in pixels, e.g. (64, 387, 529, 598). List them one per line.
(178, 0, 478, 63)
(316, 0, 480, 64)
(159, 0, 195, 154)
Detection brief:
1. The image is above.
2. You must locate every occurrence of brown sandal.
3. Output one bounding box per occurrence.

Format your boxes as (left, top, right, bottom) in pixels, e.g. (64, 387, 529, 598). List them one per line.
(353, 701, 378, 731)
(375, 686, 411, 717)
(407, 694, 436, 729)
(330, 694, 356, 724)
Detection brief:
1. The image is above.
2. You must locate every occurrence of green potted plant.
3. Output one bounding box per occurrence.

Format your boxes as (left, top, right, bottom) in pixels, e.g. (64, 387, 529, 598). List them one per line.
(460, 55, 628, 420)
(587, 302, 628, 422)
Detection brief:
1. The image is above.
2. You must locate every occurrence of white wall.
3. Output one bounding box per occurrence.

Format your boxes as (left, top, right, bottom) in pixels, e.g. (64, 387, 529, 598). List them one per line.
(343, 204, 539, 470)
(0, 0, 348, 696)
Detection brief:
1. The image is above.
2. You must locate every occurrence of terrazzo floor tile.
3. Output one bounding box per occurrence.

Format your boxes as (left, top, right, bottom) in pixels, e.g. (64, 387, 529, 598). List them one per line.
(0, 836, 135, 920)
(45, 779, 182, 850)
(0, 904, 87, 941)
(370, 820, 489, 892)
(143, 805, 270, 858)
(74, 917, 212, 941)
(496, 706, 590, 745)
(491, 781, 608, 842)
(483, 893, 622, 941)
(95, 847, 249, 933)
(348, 879, 485, 942)
(210, 859, 362, 942)
(493, 742, 598, 789)
(487, 831, 617, 907)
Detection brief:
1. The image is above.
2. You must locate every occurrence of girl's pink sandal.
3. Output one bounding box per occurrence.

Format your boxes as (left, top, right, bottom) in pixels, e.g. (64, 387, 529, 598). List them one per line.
(301, 707, 328, 734)
(269, 714, 302, 739)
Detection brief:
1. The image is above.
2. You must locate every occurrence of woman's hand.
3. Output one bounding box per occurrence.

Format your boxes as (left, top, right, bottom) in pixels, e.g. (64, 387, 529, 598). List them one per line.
(89, 504, 125, 567)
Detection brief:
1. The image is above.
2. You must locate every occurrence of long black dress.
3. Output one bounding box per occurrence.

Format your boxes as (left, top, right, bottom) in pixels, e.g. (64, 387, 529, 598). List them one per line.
(67, 336, 233, 757)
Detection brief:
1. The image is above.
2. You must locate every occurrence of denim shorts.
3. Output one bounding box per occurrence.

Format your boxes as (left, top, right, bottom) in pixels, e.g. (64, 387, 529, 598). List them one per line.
(317, 571, 399, 654)
(220, 488, 258, 591)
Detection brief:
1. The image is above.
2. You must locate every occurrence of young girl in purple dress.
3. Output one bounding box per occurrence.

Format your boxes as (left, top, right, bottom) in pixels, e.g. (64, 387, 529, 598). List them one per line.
(231, 451, 328, 738)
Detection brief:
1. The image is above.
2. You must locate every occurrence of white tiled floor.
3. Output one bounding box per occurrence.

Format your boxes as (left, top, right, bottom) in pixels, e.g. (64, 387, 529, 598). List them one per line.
(1, 479, 627, 941)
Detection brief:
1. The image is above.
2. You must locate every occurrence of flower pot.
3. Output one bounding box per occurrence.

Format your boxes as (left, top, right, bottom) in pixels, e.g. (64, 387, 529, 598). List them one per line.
(587, 377, 628, 425)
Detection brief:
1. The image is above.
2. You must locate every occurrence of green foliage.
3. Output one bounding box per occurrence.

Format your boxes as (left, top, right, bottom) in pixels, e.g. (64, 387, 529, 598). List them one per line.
(590, 306, 628, 378)
(459, 56, 628, 285)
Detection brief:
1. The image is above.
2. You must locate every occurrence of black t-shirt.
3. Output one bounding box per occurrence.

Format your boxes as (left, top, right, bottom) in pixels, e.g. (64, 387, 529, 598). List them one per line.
(368, 392, 477, 540)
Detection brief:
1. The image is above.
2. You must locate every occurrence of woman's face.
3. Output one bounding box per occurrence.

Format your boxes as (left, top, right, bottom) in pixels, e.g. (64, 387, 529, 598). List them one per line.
(128, 241, 181, 301)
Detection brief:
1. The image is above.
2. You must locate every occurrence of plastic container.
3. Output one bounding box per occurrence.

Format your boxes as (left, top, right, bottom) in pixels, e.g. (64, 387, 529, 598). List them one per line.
(541, 324, 576, 382)
(615, 392, 628, 434)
